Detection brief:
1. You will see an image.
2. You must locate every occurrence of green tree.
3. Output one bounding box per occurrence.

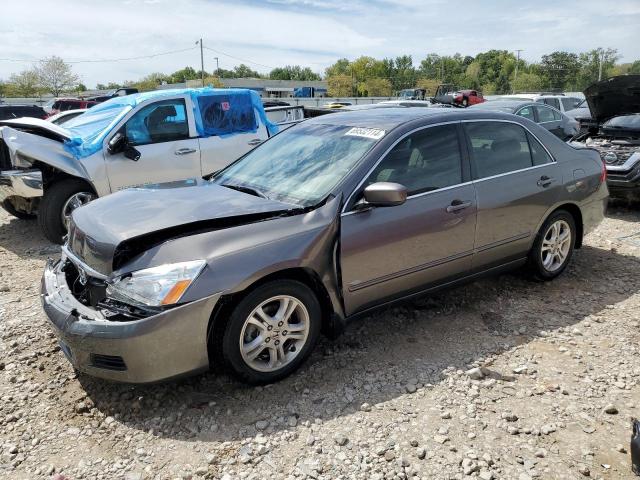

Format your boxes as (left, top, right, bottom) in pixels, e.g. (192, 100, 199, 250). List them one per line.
(539, 51, 580, 91)
(35, 56, 79, 96)
(629, 60, 640, 74)
(8, 69, 40, 96)
(362, 78, 392, 97)
(327, 75, 352, 97)
(325, 58, 351, 77)
(269, 65, 320, 81)
(170, 66, 200, 83)
(577, 48, 620, 88)
(511, 72, 544, 93)
(232, 64, 262, 78)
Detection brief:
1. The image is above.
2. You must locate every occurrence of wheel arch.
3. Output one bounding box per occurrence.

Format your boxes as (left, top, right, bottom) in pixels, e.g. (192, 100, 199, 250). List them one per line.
(206, 267, 339, 366)
(535, 202, 584, 249)
(34, 161, 97, 195)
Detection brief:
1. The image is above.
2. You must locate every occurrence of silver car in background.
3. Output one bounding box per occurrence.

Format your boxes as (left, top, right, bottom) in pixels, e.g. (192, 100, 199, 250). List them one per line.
(41, 108, 608, 384)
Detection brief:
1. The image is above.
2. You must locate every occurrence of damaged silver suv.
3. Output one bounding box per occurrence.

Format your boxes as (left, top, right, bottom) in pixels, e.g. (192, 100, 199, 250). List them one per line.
(41, 108, 608, 384)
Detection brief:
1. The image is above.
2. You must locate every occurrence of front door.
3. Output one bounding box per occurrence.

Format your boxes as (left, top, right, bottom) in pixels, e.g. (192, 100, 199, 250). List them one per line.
(106, 98, 201, 192)
(340, 123, 477, 315)
(462, 120, 562, 270)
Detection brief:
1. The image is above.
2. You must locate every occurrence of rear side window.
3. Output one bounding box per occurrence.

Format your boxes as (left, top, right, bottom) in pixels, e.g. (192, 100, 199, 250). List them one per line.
(535, 105, 557, 123)
(367, 124, 462, 195)
(197, 93, 257, 136)
(527, 132, 553, 165)
(516, 106, 534, 121)
(561, 97, 578, 112)
(541, 98, 560, 110)
(464, 122, 536, 178)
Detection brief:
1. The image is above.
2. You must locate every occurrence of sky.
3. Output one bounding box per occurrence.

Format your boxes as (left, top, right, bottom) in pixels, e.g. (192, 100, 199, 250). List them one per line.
(1, 0, 639, 88)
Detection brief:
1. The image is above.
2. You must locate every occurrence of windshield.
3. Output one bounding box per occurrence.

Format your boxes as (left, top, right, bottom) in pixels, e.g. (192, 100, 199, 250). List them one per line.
(212, 123, 383, 206)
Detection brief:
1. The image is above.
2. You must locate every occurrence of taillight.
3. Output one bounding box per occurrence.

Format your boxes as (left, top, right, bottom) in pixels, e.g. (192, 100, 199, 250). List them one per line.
(599, 159, 607, 185)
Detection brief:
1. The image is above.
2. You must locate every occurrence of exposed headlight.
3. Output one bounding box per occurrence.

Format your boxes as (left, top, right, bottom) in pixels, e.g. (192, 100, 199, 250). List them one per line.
(106, 260, 206, 307)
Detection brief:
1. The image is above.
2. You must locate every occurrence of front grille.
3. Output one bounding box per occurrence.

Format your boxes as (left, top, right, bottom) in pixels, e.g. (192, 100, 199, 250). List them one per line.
(0, 138, 11, 170)
(90, 354, 127, 371)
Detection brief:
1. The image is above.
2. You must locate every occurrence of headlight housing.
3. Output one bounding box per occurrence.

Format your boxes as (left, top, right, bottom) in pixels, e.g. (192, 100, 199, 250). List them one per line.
(106, 260, 206, 307)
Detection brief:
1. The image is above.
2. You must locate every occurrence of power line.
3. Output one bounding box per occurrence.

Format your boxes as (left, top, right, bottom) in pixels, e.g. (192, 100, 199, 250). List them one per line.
(202, 46, 275, 70)
(0, 46, 198, 64)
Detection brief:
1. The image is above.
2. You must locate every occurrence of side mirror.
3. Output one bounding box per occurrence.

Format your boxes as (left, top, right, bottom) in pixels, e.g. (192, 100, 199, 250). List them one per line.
(107, 132, 126, 154)
(107, 132, 141, 161)
(362, 182, 407, 207)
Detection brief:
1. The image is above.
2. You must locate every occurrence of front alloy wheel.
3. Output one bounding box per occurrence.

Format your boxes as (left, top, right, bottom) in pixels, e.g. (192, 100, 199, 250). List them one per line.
(240, 295, 310, 372)
(220, 280, 321, 384)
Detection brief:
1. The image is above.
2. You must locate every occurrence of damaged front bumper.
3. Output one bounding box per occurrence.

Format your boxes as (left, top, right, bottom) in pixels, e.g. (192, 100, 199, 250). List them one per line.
(0, 169, 43, 202)
(40, 257, 221, 383)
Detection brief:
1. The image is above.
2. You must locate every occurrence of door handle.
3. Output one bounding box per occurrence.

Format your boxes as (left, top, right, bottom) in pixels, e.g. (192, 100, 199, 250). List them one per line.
(175, 148, 197, 156)
(247, 139, 263, 146)
(446, 200, 472, 213)
(536, 175, 554, 187)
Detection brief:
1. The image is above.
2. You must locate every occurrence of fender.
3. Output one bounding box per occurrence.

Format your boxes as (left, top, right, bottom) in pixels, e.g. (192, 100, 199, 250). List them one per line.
(0, 125, 94, 188)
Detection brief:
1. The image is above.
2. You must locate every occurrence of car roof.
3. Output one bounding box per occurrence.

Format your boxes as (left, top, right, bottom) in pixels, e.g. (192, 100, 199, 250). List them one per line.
(303, 106, 527, 130)
(470, 100, 533, 111)
(0, 104, 43, 109)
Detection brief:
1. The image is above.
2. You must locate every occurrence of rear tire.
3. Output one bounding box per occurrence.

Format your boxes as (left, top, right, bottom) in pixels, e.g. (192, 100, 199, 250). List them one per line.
(527, 210, 576, 281)
(37, 179, 95, 244)
(462, 98, 469, 107)
(1, 198, 36, 220)
(220, 280, 321, 385)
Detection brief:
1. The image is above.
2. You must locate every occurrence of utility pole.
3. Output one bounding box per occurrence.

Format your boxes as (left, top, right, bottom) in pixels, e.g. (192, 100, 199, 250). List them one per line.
(598, 49, 604, 81)
(514, 49, 523, 81)
(214, 57, 219, 77)
(196, 38, 204, 87)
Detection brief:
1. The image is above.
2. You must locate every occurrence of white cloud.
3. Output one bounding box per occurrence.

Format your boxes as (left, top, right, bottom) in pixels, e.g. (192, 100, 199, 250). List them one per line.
(0, 0, 638, 87)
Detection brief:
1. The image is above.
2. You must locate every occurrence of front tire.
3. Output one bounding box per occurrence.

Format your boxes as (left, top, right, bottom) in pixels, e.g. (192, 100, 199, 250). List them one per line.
(37, 179, 95, 244)
(221, 280, 321, 384)
(528, 210, 576, 281)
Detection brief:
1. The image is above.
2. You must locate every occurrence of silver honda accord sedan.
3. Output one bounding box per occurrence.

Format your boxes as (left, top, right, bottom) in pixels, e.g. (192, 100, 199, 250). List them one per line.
(41, 108, 608, 384)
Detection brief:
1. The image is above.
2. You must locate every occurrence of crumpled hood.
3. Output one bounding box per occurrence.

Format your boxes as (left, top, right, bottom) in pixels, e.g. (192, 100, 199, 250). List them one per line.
(0, 117, 71, 140)
(68, 182, 298, 274)
(585, 75, 640, 123)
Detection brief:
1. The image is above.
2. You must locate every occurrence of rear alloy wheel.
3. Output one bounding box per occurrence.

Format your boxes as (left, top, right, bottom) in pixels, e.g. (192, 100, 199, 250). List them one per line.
(528, 210, 575, 280)
(221, 280, 321, 384)
(37, 179, 96, 244)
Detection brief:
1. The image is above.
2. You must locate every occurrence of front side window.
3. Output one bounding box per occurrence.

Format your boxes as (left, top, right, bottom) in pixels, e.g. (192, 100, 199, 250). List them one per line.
(366, 124, 462, 195)
(464, 122, 536, 178)
(212, 123, 381, 206)
(124, 99, 189, 146)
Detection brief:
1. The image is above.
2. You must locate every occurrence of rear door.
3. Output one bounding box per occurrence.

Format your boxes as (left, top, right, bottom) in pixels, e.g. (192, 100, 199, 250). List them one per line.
(340, 123, 477, 314)
(534, 105, 565, 139)
(463, 120, 561, 271)
(105, 96, 201, 191)
(195, 93, 269, 176)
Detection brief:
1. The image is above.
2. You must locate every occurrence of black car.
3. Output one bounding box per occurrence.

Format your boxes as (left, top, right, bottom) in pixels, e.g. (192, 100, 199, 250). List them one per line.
(572, 75, 640, 201)
(0, 104, 47, 121)
(470, 100, 579, 140)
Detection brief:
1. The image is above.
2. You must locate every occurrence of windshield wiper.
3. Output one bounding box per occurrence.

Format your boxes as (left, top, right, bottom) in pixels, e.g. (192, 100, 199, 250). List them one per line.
(222, 183, 269, 199)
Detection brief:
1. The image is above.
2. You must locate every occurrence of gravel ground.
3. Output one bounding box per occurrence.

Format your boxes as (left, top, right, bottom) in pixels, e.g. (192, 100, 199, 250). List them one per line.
(1, 203, 639, 480)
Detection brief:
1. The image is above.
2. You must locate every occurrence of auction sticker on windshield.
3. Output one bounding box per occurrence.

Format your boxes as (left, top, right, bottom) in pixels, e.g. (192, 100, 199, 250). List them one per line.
(345, 127, 386, 140)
